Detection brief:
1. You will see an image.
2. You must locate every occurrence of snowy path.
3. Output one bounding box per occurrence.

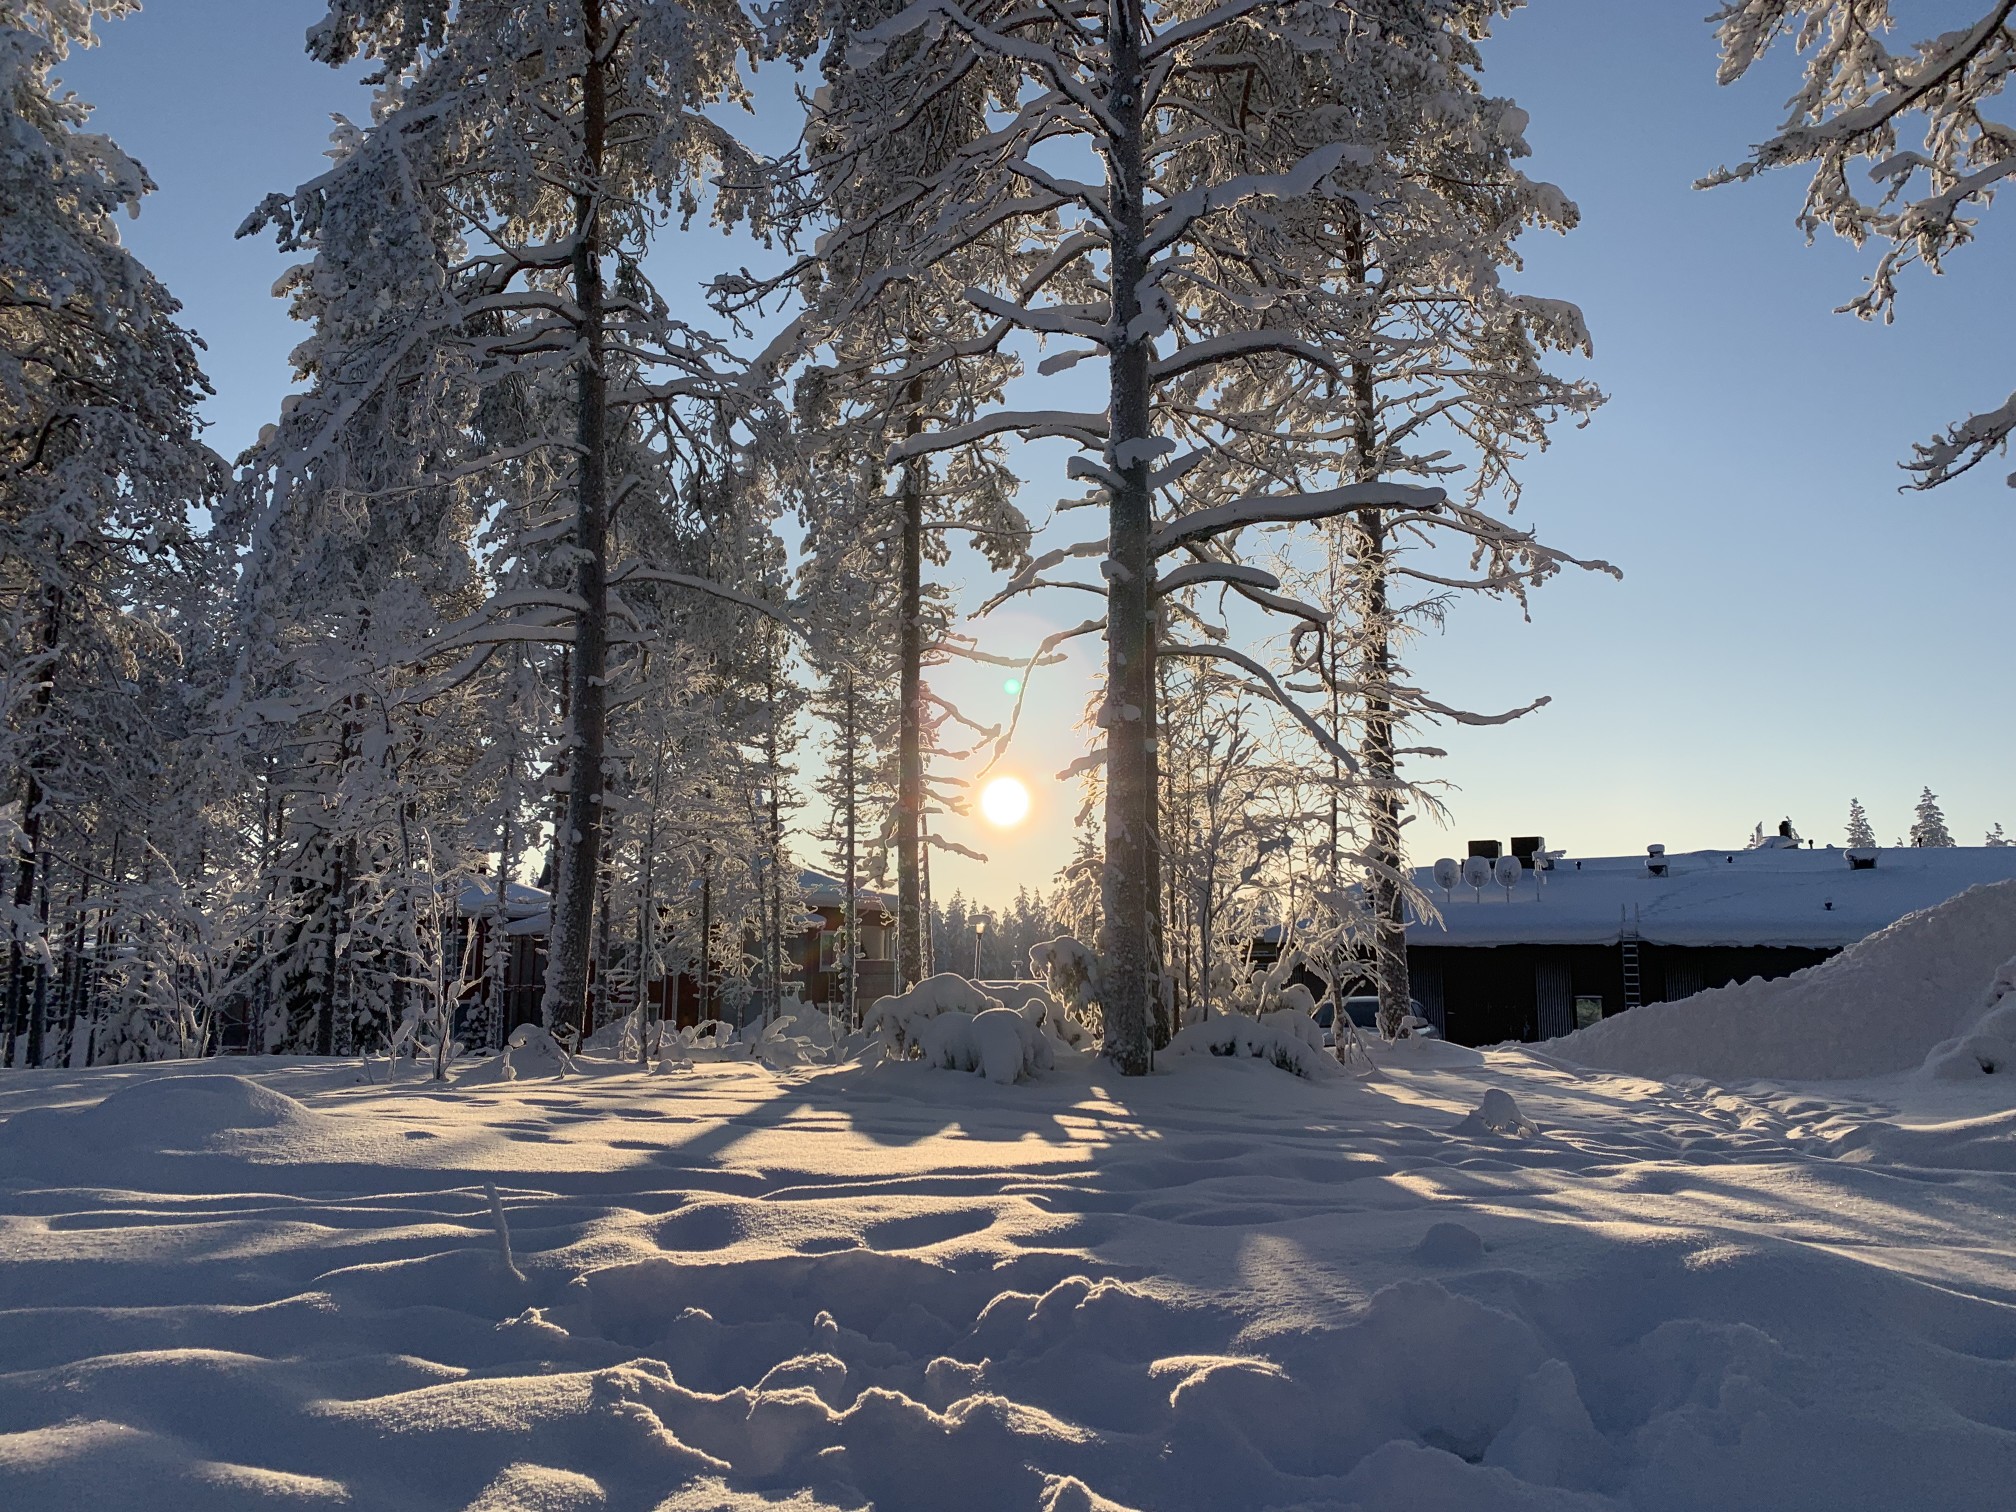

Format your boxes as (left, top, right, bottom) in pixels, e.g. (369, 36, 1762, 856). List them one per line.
(3, 1048, 2014, 1510)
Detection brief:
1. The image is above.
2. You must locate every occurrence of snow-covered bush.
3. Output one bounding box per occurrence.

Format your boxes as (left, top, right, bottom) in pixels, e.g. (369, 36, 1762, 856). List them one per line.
(1169, 1016, 1342, 1080)
(989, 978, 1094, 1051)
(458, 1023, 578, 1084)
(684, 1019, 739, 1051)
(1029, 937, 1101, 1036)
(1923, 954, 2016, 1080)
(915, 1005, 1053, 1085)
(754, 1001, 846, 1069)
(864, 974, 1003, 1057)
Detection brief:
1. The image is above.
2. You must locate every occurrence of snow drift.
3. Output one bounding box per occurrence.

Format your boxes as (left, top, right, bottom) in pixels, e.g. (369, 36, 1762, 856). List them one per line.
(1555, 879, 2016, 1081)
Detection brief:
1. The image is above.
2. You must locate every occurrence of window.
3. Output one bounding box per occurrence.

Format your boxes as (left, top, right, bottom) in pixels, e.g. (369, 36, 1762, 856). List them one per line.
(1574, 996, 1604, 1030)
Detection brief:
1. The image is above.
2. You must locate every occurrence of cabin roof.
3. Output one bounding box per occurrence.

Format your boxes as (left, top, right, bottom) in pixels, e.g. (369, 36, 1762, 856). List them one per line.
(1409, 844, 2016, 949)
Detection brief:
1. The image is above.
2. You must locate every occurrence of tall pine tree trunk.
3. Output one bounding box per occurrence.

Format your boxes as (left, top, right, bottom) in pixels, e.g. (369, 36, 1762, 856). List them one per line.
(895, 379, 926, 988)
(1099, 0, 1162, 1074)
(1343, 209, 1412, 1037)
(541, 0, 611, 1032)
(4, 582, 60, 1068)
(842, 672, 859, 1026)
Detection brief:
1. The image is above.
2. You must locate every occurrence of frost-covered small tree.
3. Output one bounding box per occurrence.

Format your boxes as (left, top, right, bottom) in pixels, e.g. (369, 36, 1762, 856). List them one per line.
(1910, 786, 1955, 846)
(1704, 2, 2016, 487)
(1845, 796, 1877, 846)
(1987, 821, 2009, 845)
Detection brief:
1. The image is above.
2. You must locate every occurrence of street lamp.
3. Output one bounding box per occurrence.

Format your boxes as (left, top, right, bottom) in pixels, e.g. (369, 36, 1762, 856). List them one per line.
(972, 918, 987, 979)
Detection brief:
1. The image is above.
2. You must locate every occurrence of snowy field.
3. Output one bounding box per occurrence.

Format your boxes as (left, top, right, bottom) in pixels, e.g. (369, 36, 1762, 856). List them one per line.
(5, 1023, 2016, 1511)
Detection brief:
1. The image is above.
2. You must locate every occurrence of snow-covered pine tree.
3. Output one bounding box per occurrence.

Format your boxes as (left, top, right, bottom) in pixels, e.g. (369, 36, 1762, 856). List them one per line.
(1910, 786, 1955, 846)
(761, 1, 1035, 991)
(240, 0, 774, 1040)
(0, 2, 227, 1066)
(1703, 2, 2015, 488)
(1845, 796, 1876, 847)
(798, 471, 901, 1024)
(1235, 14, 1606, 1038)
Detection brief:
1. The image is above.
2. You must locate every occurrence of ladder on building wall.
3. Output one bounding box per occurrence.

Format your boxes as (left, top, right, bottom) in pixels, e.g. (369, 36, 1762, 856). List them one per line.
(1620, 905, 1643, 1010)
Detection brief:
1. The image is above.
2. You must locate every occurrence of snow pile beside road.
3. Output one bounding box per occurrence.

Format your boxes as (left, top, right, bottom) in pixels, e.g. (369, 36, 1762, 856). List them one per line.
(1555, 879, 2016, 1081)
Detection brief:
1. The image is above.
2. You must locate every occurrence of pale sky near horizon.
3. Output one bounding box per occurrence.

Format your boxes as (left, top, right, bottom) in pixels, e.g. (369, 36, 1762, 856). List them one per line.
(57, 1, 2016, 908)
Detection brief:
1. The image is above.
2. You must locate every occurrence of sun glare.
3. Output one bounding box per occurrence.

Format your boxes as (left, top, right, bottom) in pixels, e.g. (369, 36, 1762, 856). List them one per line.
(980, 776, 1031, 828)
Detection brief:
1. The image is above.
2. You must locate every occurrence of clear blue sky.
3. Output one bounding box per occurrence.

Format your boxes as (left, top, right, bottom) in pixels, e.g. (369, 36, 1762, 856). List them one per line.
(59, 1, 2016, 905)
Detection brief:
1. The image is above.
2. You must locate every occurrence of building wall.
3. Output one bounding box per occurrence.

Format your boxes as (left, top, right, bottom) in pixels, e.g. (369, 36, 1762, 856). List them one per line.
(1409, 942, 1836, 1047)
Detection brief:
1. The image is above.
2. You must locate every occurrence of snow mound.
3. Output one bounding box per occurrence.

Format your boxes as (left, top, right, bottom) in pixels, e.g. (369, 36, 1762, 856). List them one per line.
(1168, 1015, 1341, 1079)
(1453, 1088, 1538, 1139)
(1413, 1221, 1487, 1266)
(1555, 879, 2016, 1081)
(0, 1074, 322, 1171)
(97, 1075, 313, 1135)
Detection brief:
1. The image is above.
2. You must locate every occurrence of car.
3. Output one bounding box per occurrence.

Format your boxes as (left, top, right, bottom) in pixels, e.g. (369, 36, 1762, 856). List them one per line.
(1314, 996, 1434, 1043)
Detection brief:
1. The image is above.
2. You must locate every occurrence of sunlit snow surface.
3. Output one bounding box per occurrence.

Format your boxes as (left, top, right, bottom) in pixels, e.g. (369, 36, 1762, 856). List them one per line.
(3, 1045, 2014, 1510)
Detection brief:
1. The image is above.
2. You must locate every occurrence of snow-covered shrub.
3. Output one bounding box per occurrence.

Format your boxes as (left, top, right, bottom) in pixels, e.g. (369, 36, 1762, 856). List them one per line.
(1454, 1088, 1539, 1139)
(458, 1023, 577, 1084)
(754, 1001, 844, 1070)
(915, 1005, 1053, 1084)
(578, 1014, 643, 1058)
(1923, 953, 2016, 1080)
(683, 1019, 739, 1051)
(1169, 1016, 1341, 1079)
(864, 973, 1003, 1057)
(1029, 937, 1101, 1035)
(764, 1000, 840, 1052)
(1260, 1006, 1327, 1057)
(989, 979, 1094, 1052)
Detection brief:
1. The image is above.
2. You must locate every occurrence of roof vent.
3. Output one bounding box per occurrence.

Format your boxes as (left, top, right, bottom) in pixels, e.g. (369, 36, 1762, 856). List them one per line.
(1646, 844, 1669, 878)
(1846, 848, 1878, 871)
(1467, 839, 1503, 861)
(1511, 835, 1546, 870)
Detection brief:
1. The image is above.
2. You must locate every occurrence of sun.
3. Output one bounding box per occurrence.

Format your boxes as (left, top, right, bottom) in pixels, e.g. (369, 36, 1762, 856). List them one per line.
(979, 775, 1031, 828)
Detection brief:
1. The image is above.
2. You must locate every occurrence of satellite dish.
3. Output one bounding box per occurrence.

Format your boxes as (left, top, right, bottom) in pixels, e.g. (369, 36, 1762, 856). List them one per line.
(1432, 858, 1459, 899)
(1494, 855, 1522, 897)
(1462, 856, 1492, 896)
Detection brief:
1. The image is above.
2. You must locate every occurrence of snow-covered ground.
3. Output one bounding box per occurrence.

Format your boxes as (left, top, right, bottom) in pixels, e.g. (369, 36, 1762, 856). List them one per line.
(4, 1028, 2015, 1511)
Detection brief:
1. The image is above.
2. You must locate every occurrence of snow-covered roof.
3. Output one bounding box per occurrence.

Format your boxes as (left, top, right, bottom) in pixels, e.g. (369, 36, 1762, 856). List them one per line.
(797, 869, 895, 911)
(1410, 845, 2016, 950)
(454, 879, 553, 920)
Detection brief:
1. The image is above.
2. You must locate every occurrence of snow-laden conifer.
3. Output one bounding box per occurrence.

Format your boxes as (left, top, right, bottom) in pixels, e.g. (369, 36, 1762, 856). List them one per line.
(759, 0, 1036, 990)
(1, 1, 227, 1065)
(236, 0, 774, 1038)
(1910, 786, 1955, 846)
(1846, 797, 1877, 847)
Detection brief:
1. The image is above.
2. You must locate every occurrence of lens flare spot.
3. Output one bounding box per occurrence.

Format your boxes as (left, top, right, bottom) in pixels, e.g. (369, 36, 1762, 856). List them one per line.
(980, 776, 1031, 828)
(1004, 677, 1023, 696)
